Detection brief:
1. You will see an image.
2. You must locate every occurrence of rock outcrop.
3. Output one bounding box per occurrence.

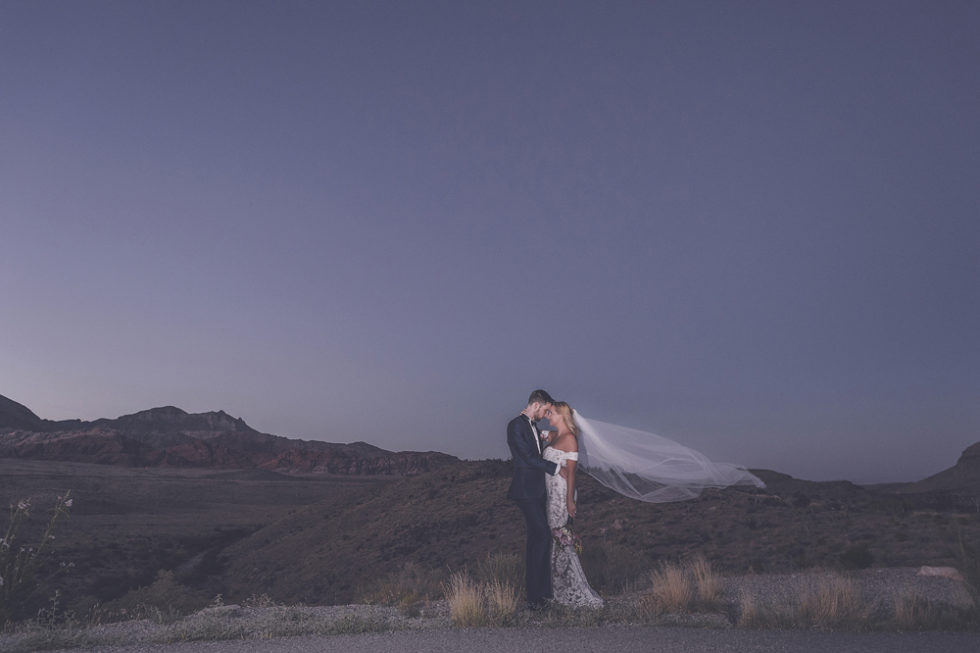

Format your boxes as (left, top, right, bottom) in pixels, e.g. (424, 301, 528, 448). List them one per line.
(0, 395, 454, 475)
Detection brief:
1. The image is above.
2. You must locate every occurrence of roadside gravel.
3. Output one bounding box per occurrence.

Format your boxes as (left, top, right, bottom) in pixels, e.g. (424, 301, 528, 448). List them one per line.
(1, 567, 973, 653)
(24, 625, 980, 653)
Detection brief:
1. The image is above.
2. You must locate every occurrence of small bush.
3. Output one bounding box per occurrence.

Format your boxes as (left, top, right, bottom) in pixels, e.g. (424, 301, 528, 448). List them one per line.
(444, 572, 487, 627)
(736, 590, 790, 629)
(640, 556, 723, 617)
(443, 571, 519, 627)
(796, 575, 868, 630)
(1, 492, 74, 624)
(643, 562, 694, 615)
(894, 592, 947, 631)
(738, 573, 870, 631)
(359, 561, 444, 606)
(484, 578, 518, 625)
(106, 570, 209, 622)
(689, 555, 722, 605)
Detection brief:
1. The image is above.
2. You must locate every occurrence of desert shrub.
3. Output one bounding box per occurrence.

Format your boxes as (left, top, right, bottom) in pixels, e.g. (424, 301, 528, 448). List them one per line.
(737, 574, 868, 630)
(106, 570, 209, 622)
(839, 544, 874, 570)
(736, 590, 793, 629)
(796, 574, 868, 630)
(1, 492, 74, 625)
(641, 562, 694, 616)
(484, 577, 519, 625)
(477, 552, 522, 591)
(443, 570, 519, 627)
(241, 593, 277, 609)
(358, 561, 444, 606)
(640, 556, 723, 617)
(892, 592, 969, 631)
(689, 555, 722, 605)
(444, 572, 487, 627)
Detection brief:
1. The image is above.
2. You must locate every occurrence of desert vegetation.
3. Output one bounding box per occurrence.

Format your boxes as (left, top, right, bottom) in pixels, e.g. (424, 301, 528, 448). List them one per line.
(1, 455, 979, 649)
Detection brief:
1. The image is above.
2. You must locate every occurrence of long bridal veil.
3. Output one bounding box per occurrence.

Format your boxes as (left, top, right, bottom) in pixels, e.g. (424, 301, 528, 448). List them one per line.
(573, 411, 764, 503)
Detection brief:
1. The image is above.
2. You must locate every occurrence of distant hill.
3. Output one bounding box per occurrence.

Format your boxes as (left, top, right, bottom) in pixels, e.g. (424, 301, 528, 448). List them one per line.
(0, 394, 455, 475)
(882, 442, 980, 496)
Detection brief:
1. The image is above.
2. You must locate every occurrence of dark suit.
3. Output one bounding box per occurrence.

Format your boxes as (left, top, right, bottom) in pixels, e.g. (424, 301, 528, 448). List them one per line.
(507, 413, 558, 605)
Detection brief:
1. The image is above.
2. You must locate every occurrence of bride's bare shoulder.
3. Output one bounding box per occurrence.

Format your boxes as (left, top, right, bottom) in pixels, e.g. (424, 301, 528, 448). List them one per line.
(553, 433, 579, 453)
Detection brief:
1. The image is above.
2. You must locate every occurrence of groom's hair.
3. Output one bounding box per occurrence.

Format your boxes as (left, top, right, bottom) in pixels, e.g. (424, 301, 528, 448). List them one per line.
(527, 389, 554, 406)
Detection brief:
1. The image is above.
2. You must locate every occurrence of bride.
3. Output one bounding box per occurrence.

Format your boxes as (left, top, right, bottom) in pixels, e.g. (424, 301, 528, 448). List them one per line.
(541, 401, 604, 608)
(541, 400, 764, 609)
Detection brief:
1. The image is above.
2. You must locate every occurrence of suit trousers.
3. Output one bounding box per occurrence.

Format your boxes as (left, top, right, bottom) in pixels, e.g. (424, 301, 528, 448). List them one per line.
(514, 496, 552, 605)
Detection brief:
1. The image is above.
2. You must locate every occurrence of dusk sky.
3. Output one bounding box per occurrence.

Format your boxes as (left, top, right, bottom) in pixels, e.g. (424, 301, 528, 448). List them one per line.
(2, 1, 978, 483)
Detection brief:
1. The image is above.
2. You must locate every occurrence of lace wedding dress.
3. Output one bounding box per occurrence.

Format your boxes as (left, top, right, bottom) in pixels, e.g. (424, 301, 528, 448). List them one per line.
(543, 447, 604, 609)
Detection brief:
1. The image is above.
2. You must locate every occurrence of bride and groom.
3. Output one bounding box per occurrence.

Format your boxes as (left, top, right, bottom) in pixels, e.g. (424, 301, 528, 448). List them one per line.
(507, 388, 764, 610)
(506, 389, 603, 609)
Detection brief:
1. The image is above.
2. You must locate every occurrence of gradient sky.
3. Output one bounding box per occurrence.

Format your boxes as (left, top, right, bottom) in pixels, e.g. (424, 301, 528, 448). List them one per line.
(2, 1, 978, 483)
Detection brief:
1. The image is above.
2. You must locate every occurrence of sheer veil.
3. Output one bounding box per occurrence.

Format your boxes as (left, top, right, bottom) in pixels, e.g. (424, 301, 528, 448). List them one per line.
(573, 411, 764, 503)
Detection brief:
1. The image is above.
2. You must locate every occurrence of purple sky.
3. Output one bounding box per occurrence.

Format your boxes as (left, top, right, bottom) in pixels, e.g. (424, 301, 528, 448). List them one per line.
(2, 1, 978, 483)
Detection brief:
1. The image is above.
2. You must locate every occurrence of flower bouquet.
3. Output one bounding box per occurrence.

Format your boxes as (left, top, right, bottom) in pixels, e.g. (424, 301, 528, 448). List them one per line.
(552, 523, 582, 554)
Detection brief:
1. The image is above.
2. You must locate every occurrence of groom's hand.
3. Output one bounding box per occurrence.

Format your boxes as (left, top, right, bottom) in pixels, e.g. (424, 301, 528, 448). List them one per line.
(558, 467, 569, 480)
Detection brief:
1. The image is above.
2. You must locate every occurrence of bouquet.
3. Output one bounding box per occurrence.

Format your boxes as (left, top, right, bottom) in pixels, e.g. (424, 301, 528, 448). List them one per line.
(552, 523, 582, 554)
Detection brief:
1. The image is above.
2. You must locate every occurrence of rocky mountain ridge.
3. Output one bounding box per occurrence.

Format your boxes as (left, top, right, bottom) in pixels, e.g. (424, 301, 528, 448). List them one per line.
(0, 394, 454, 475)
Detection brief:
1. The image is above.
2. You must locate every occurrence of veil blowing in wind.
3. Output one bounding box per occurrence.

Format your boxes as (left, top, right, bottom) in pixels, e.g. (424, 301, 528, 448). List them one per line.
(573, 411, 764, 503)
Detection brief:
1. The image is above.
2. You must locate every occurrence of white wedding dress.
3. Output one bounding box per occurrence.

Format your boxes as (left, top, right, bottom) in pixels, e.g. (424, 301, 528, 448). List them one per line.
(543, 447, 604, 609)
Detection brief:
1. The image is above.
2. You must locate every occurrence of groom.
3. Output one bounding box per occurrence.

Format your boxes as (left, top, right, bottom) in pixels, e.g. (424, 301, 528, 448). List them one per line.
(507, 388, 562, 609)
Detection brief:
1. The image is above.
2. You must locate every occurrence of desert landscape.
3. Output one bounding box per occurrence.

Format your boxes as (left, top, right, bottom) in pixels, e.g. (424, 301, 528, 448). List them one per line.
(2, 393, 979, 648)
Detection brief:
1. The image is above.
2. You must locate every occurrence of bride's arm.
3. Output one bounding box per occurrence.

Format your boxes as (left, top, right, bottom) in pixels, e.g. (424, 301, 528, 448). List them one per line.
(565, 459, 577, 518)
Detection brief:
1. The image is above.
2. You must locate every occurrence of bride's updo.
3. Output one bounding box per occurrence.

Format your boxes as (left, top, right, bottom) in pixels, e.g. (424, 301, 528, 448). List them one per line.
(550, 401, 579, 437)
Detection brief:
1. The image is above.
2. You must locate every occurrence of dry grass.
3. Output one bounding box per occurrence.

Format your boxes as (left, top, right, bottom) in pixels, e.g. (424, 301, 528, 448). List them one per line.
(484, 578, 519, 625)
(444, 572, 488, 627)
(359, 560, 444, 614)
(641, 556, 723, 617)
(443, 570, 520, 627)
(893, 590, 979, 632)
(478, 553, 523, 591)
(690, 555, 722, 604)
(736, 590, 773, 628)
(895, 592, 943, 631)
(737, 573, 869, 630)
(646, 563, 695, 614)
(796, 574, 868, 629)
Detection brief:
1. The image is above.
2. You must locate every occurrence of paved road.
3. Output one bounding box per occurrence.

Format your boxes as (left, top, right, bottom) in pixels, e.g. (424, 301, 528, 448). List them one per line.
(78, 625, 979, 653)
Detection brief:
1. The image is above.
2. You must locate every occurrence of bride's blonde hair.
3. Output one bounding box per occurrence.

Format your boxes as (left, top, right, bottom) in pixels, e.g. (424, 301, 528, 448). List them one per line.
(551, 401, 578, 437)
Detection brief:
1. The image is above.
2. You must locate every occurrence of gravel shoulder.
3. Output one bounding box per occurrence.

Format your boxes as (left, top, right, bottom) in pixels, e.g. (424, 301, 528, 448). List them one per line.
(1, 567, 974, 653)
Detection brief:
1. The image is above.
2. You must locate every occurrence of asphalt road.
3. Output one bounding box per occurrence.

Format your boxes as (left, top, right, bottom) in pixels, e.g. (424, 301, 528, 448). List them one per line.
(77, 625, 979, 653)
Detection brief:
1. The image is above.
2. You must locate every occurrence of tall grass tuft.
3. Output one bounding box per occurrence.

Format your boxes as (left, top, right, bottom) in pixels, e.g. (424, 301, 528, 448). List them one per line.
(643, 562, 695, 615)
(894, 592, 943, 631)
(444, 572, 488, 627)
(484, 578, 519, 625)
(796, 574, 867, 630)
(737, 574, 868, 630)
(690, 554, 722, 605)
(443, 570, 520, 627)
(641, 556, 723, 617)
(736, 589, 783, 629)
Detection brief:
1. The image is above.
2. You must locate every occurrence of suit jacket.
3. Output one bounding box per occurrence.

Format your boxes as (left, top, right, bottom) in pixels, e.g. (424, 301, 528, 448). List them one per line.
(507, 414, 558, 500)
